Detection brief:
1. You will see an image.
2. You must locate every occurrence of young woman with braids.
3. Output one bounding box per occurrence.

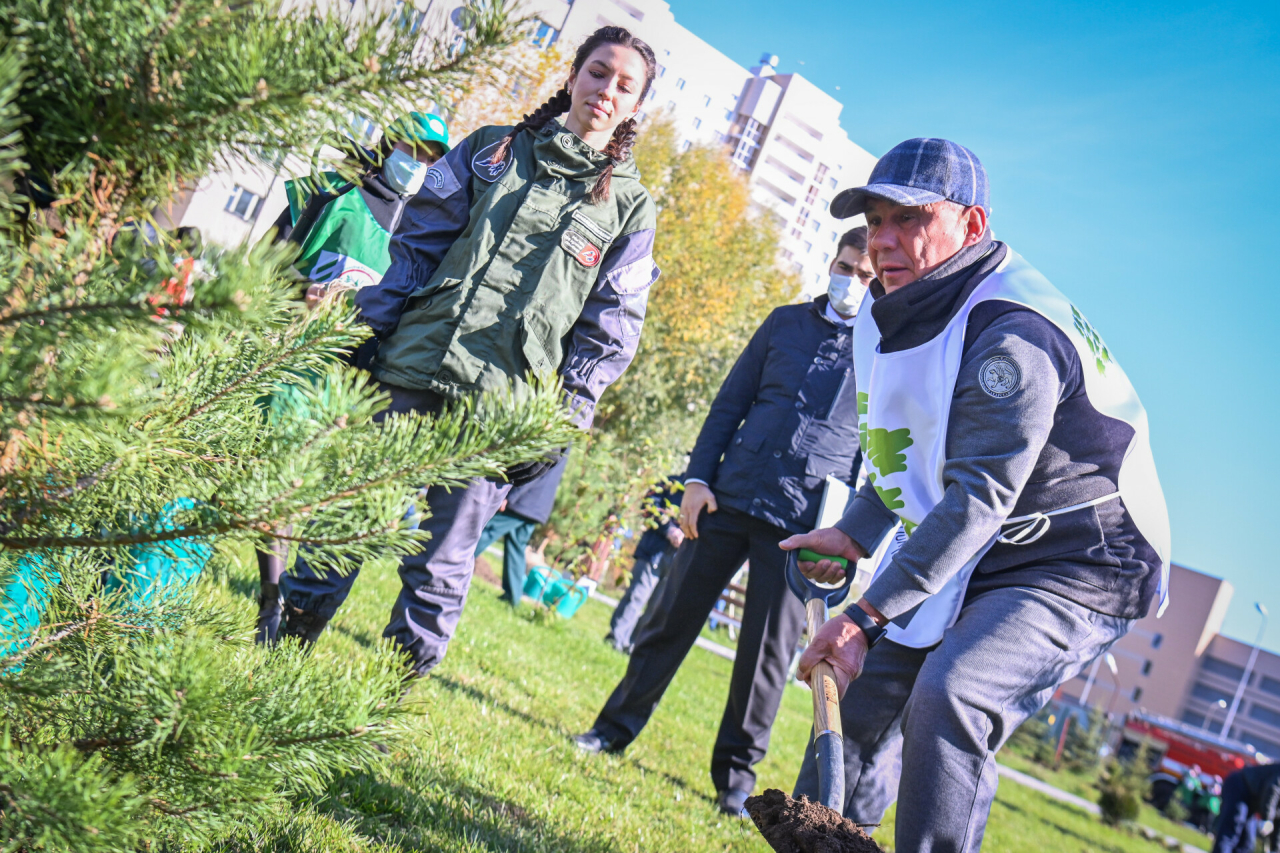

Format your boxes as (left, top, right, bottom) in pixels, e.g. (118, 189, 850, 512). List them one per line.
(276, 27, 662, 679)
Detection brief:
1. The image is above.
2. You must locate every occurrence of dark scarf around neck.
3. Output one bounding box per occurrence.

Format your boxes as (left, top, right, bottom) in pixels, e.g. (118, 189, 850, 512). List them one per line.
(870, 233, 1006, 353)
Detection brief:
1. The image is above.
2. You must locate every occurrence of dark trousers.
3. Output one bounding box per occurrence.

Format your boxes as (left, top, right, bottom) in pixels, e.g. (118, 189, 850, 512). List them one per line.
(474, 510, 537, 605)
(792, 586, 1132, 853)
(607, 547, 670, 651)
(1212, 773, 1258, 853)
(278, 384, 511, 675)
(592, 506, 807, 794)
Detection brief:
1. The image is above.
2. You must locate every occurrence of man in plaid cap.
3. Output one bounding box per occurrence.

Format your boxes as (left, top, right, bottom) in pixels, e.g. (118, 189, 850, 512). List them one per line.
(782, 139, 1170, 851)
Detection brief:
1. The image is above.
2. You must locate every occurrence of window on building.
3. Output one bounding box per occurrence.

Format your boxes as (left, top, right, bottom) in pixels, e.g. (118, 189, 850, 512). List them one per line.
(1240, 732, 1280, 756)
(1191, 682, 1235, 705)
(1151, 633, 1163, 649)
(822, 252, 830, 264)
(795, 209, 810, 226)
(703, 95, 712, 107)
(711, 131, 725, 144)
(1261, 676, 1280, 698)
(647, 88, 658, 102)
(667, 101, 677, 112)
(656, 63, 666, 77)
(1182, 709, 1207, 728)
(1141, 660, 1153, 676)
(814, 163, 830, 183)
(1203, 656, 1247, 682)
(804, 240, 813, 254)
(1131, 687, 1143, 702)
(676, 78, 686, 90)
(780, 249, 794, 261)
(225, 185, 264, 221)
(810, 219, 821, 233)
(635, 110, 648, 123)
(692, 117, 702, 130)
(679, 139, 692, 152)
(821, 199, 829, 211)
(725, 108, 734, 122)
(805, 184, 820, 204)
(730, 118, 765, 171)
(789, 227, 802, 239)
(830, 230, 839, 243)
(827, 176, 838, 190)
(530, 21, 559, 47)
(814, 272, 823, 285)
(1249, 703, 1280, 729)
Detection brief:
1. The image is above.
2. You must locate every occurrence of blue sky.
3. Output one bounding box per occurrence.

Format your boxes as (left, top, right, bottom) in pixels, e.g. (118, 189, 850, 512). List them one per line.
(669, 1, 1280, 651)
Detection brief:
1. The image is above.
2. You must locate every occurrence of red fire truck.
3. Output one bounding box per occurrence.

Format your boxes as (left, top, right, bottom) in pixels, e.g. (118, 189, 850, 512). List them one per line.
(1120, 711, 1270, 809)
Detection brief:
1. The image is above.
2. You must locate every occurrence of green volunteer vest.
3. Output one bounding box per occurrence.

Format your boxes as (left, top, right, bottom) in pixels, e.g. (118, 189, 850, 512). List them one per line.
(286, 175, 392, 289)
(372, 121, 656, 399)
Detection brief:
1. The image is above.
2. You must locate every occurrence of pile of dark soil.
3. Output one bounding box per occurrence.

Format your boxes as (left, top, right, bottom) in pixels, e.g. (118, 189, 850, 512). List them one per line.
(744, 789, 881, 853)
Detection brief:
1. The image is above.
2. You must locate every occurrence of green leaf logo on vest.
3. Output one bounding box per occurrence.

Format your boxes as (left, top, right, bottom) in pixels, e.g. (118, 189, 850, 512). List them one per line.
(1071, 305, 1112, 377)
(864, 424, 914, 513)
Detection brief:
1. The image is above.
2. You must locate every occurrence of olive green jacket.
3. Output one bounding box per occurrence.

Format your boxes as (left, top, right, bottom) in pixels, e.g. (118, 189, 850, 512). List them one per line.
(356, 121, 660, 426)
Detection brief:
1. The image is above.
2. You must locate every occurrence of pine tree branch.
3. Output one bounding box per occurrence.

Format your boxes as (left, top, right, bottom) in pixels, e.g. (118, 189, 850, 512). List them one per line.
(167, 326, 346, 428)
(272, 724, 368, 747)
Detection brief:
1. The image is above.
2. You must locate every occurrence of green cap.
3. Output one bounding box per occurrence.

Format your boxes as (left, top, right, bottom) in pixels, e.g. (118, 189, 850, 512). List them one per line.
(388, 111, 450, 154)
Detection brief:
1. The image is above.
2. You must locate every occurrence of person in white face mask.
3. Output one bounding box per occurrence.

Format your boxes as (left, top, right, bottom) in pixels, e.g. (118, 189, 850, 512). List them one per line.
(826, 226, 875, 320)
(254, 111, 449, 644)
(265, 111, 450, 309)
(575, 227, 868, 816)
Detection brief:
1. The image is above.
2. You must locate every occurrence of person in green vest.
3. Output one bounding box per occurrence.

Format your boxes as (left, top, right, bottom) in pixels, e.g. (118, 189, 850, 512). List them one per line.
(270, 110, 450, 301)
(274, 26, 662, 680)
(254, 112, 449, 644)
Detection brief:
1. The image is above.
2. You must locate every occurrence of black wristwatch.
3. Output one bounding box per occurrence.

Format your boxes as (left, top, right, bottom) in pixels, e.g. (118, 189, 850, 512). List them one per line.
(844, 604, 887, 648)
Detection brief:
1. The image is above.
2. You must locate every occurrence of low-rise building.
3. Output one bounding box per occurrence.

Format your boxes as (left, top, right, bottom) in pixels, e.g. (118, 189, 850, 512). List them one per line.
(1060, 563, 1280, 757)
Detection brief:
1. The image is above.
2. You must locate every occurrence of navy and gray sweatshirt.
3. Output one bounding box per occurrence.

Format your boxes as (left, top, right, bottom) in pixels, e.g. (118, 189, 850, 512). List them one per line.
(837, 236, 1161, 621)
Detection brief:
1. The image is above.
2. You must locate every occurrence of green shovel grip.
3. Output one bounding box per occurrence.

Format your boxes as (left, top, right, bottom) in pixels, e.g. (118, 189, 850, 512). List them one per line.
(797, 549, 849, 569)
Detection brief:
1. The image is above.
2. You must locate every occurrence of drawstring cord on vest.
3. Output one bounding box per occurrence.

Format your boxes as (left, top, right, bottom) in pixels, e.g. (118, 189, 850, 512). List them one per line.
(998, 492, 1121, 546)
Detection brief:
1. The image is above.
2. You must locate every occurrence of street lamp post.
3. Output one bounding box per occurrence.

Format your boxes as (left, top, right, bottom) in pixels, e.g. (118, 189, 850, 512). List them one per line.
(1222, 603, 1269, 737)
(1080, 655, 1104, 706)
(1105, 653, 1122, 717)
(1204, 699, 1228, 734)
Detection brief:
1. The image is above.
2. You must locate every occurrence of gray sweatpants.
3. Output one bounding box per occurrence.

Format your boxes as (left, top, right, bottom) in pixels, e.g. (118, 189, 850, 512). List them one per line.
(793, 586, 1132, 853)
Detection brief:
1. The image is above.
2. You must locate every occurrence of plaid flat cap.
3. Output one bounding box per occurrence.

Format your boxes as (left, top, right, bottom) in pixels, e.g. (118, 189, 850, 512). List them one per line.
(831, 138, 989, 219)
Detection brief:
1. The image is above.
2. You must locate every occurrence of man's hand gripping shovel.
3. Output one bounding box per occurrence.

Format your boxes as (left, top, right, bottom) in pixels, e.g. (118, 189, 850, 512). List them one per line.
(786, 548, 853, 811)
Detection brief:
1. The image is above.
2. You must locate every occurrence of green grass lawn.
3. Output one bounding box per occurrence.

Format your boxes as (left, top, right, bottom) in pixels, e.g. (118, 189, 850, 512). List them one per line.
(207, 551, 1211, 852)
(996, 750, 1213, 850)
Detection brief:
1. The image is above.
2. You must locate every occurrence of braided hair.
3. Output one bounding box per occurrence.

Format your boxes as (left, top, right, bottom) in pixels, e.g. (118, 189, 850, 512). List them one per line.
(488, 26, 657, 204)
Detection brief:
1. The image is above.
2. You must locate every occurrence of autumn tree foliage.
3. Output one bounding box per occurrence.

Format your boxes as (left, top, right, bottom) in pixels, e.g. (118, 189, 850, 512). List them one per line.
(542, 119, 800, 575)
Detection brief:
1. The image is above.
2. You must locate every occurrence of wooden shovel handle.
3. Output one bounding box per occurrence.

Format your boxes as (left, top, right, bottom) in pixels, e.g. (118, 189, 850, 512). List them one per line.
(805, 598, 843, 738)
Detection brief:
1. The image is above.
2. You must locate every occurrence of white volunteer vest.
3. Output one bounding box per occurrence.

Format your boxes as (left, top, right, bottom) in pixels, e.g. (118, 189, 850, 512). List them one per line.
(853, 249, 1170, 648)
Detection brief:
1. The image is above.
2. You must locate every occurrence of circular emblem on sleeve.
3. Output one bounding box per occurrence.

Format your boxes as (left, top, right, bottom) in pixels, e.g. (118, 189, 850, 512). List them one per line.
(979, 355, 1022, 398)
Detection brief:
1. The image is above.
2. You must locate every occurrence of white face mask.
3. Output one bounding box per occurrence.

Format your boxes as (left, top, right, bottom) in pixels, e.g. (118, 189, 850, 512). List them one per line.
(382, 147, 429, 196)
(827, 273, 869, 316)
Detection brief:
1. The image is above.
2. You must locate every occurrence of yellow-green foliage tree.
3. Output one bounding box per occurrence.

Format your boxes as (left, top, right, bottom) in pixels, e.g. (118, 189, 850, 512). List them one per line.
(444, 39, 570, 137)
(540, 119, 800, 578)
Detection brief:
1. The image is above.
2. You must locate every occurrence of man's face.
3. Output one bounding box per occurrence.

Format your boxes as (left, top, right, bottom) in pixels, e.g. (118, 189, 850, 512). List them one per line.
(830, 245, 875, 286)
(864, 197, 987, 292)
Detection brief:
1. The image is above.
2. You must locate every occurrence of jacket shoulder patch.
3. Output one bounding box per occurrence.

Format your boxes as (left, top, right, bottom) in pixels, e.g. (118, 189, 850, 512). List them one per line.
(471, 138, 513, 182)
(561, 228, 602, 267)
(423, 159, 462, 198)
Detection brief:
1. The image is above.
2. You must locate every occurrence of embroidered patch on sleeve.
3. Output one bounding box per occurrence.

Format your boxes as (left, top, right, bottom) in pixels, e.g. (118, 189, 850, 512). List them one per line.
(470, 139, 513, 182)
(561, 228, 602, 267)
(979, 355, 1022, 398)
(423, 159, 461, 199)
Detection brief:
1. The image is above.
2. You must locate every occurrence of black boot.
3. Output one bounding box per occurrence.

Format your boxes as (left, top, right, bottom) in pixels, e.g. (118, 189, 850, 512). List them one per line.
(255, 582, 283, 646)
(278, 603, 330, 648)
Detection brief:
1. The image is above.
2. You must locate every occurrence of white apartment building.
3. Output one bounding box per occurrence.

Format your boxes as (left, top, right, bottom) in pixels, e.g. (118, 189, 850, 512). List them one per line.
(173, 0, 877, 294)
